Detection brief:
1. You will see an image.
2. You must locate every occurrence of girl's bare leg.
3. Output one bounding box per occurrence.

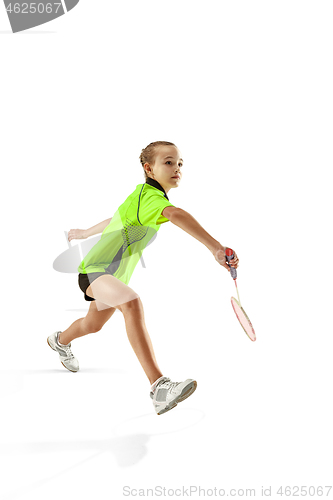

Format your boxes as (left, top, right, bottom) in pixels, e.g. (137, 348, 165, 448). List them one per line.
(120, 297, 163, 386)
(59, 300, 116, 345)
(84, 274, 163, 385)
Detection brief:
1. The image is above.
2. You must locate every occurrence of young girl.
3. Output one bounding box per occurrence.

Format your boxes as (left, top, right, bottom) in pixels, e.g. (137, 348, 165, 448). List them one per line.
(47, 141, 239, 415)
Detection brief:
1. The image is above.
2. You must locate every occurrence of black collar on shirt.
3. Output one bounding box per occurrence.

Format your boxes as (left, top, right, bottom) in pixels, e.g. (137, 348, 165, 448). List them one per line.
(145, 177, 170, 201)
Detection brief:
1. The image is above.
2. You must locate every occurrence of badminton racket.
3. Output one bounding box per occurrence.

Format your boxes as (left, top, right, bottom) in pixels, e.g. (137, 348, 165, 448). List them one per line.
(225, 247, 256, 342)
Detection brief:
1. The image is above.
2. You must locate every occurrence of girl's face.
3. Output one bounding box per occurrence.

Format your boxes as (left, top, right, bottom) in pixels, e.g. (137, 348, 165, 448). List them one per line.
(144, 145, 183, 193)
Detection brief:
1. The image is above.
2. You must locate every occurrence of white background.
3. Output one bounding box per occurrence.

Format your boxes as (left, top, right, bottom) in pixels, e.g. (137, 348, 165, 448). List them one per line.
(0, 1, 332, 499)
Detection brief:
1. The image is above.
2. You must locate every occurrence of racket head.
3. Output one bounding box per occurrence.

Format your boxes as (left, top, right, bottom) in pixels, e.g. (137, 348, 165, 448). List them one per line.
(231, 297, 256, 342)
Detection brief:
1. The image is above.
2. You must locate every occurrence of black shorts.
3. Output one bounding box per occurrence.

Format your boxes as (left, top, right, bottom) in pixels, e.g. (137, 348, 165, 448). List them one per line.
(78, 272, 106, 301)
(78, 260, 121, 301)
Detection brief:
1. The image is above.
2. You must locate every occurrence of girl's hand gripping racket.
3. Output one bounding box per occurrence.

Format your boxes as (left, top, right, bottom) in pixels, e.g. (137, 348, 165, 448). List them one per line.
(225, 247, 256, 342)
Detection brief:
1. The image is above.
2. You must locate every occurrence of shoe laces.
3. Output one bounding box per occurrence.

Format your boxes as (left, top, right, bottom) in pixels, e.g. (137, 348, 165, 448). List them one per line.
(157, 378, 179, 393)
(65, 347, 74, 359)
(57, 334, 74, 359)
(61, 343, 74, 359)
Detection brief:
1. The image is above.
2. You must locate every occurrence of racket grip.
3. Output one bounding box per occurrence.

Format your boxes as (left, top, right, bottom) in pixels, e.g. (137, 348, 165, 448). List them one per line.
(225, 247, 237, 280)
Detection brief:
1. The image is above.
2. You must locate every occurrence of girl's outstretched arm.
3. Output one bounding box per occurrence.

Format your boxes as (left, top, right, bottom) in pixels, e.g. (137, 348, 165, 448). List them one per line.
(68, 217, 112, 242)
(162, 207, 234, 272)
(84, 218, 112, 238)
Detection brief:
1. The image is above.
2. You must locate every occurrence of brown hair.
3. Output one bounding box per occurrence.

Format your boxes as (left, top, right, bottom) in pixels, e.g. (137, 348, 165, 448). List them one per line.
(139, 141, 176, 181)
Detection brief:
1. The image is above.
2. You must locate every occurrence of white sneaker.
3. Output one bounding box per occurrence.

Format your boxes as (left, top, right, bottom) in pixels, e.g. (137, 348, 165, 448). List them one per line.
(47, 331, 79, 373)
(150, 376, 197, 415)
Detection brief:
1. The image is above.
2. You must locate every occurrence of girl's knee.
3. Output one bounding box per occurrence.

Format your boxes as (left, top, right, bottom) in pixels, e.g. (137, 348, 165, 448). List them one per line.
(81, 317, 101, 334)
(119, 295, 141, 311)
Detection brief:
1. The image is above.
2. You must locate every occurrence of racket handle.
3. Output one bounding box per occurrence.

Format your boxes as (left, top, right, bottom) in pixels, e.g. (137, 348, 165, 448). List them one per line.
(225, 247, 237, 280)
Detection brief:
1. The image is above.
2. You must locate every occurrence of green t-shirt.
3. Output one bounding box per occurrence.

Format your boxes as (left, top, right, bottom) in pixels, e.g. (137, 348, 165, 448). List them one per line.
(77, 178, 175, 284)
